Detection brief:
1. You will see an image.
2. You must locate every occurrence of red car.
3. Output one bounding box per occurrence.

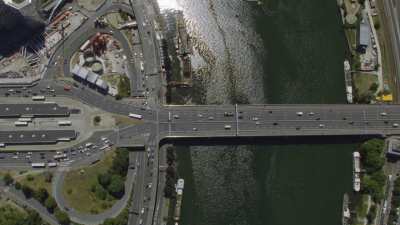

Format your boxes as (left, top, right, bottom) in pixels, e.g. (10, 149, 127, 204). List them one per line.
(64, 85, 71, 91)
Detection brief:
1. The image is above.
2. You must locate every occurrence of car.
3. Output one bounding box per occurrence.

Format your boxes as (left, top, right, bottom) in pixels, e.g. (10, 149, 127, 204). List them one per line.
(319, 124, 325, 128)
(198, 114, 203, 117)
(208, 116, 214, 120)
(255, 121, 261, 125)
(252, 117, 259, 121)
(192, 127, 197, 131)
(8, 89, 14, 92)
(64, 85, 71, 91)
(273, 122, 278, 126)
(141, 208, 145, 214)
(224, 112, 234, 117)
(380, 112, 388, 116)
(393, 123, 399, 128)
(296, 112, 303, 116)
(173, 114, 179, 119)
(308, 112, 315, 116)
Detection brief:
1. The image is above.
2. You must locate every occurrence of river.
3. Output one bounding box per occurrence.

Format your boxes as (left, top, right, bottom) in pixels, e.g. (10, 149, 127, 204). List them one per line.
(157, 0, 356, 224)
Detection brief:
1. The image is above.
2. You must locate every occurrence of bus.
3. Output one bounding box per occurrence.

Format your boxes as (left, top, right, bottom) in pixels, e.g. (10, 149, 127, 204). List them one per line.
(14, 121, 28, 126)
(18, 118, 32, 122)
(47, 162, 58, 168)
(53, 153, 67, 160)
(32, 95, 45, 101)
(31, 163, 46, 168)
(129, 113, 143, 120)
(80, 40, 90, 51)
(58, 120, 72, 126)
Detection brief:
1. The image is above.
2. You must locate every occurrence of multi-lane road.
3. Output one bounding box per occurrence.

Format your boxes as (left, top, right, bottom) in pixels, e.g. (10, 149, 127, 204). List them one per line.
(159, 104, 400, 138)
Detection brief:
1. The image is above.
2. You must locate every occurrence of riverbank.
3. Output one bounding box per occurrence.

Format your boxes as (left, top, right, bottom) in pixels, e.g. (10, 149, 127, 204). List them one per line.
(338, 0, 393, 104)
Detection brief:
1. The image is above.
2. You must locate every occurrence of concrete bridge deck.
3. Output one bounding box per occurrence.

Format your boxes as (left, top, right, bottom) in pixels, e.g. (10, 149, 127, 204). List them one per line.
(158, 104, 400, 139)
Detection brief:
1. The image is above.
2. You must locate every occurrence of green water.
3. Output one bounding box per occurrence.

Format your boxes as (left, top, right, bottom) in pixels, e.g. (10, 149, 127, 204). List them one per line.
(176, 0, 356, 225)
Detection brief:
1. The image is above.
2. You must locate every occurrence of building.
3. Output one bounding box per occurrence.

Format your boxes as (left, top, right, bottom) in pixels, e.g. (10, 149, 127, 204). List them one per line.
(95, 78, 109, 91)
(71, 64, 89, 80)
(71, 65, 109, 92)
(357, 11, 371, 54)
(387, 139, 400, 158)
(86, 71, 99, 85)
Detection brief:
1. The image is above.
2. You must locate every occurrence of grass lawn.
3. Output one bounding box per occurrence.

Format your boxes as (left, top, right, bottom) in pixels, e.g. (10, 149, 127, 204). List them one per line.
(353, 73, 378, 96)
(117, 75, 131, 98)
(15, 171, 53, 194)
(345, 28, 357, 52)
(113, 115, 143, 126)
(62, 150, 117, 214)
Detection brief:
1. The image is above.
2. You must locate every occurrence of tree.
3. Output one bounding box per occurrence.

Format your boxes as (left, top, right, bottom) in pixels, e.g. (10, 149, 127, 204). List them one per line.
(111, 148, 129, 177)
(362, 176, 383, 201)
(25, 209, 44, 225)
(371, 170, 386, 187)
(94, 184, 107, 200)
(35, 188, 49, 204)
(55, 209, 70, 225)
(107, 175, 125, 198)
(166, 166, 176, 179)
(369, 83, 379, 92)
(3, 173, 13, 186)
(14, 181, 21, 190)
(44, 196, 57, 213)
(94, 116, 101, 124)
(44, 172, 53, 183)
(166, 146, 175, 165)
(98, 173, 112, 188)
(164, 176, 176, 199)
(21, 184, 33, 198)
(360, 139, 385, 173)
(26, 174, 34, 181)
(393, 178, 400, 196)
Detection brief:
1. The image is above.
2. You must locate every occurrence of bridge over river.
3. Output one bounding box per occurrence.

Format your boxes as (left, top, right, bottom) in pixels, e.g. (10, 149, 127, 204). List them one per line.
(157, 104, 400, 140)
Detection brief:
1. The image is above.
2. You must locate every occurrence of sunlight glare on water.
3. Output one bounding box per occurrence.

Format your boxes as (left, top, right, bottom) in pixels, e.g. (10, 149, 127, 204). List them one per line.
(157, 0, 182, 10)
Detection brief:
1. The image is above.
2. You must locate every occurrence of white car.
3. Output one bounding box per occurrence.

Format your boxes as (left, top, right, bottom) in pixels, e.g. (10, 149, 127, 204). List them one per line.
(296, 112, 303, 116)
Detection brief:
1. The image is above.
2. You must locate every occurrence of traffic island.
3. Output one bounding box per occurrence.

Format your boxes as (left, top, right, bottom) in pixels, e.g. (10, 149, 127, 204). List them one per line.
(61, 150, 118, 214)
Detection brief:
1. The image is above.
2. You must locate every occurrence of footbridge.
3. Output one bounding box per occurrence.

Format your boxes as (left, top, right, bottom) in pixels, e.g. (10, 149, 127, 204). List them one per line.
(158, 104, 400, 140)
